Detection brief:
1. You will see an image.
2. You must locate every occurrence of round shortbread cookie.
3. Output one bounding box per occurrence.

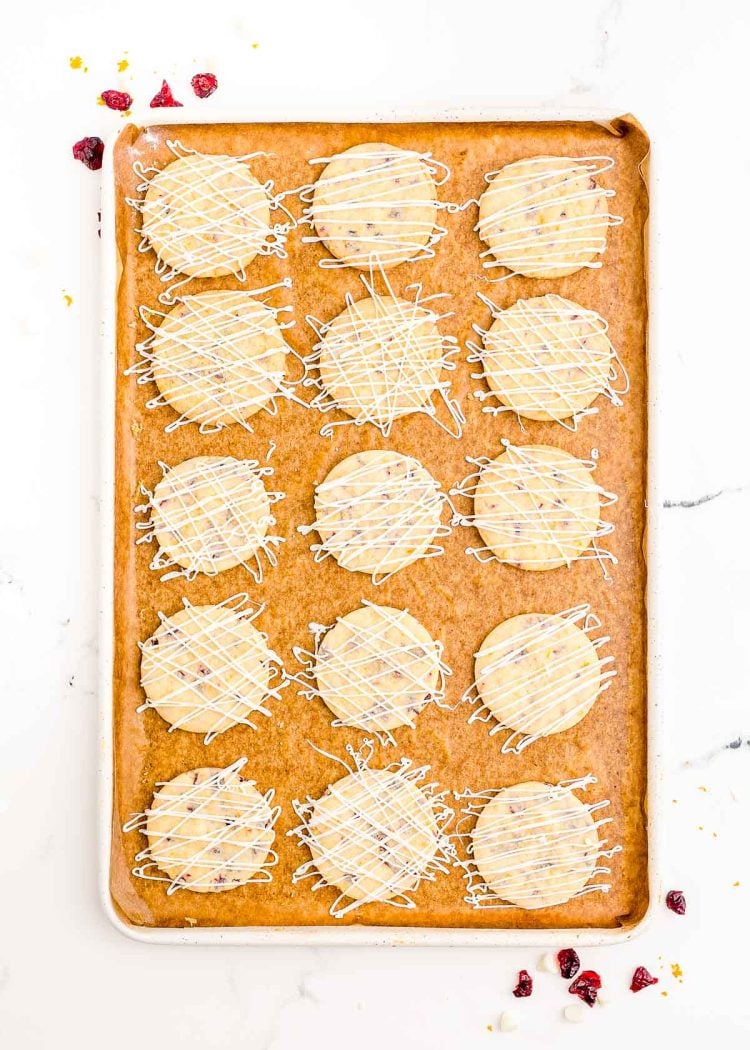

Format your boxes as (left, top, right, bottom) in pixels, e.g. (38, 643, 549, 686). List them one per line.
(149, 456, 272, 576)
(472, 444, 603, 571)
(477, 156, 618, 279)
(310, 143, 439, 268)
(141, 153, 272, 278)
(314, 604, 443, 731)
(474, 612, 602, 741)
(478, 295, 619, 423)
(471, 781, 600, 909)
(306, 768, 441, 905)
(140, 764, 275, 893)
(305, 450, 446, 580)
(317, 294, 445, 429)
(140, 601, 280, 739)
(149, 291, 290, 430)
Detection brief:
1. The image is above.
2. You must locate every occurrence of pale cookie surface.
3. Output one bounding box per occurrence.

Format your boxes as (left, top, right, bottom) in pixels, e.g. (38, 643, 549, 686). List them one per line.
(317, 294, 446, 430)
(471, 781, 600, 909)
(474, 611, 603, 743)
(149, 455, 272, 577)
(309, 143, 440, 268)
(476, 294, 625, 424)
(313, 603, 443, 732)
(141, 153, 272, 278)
(304, 768, 442, 908)
(471, 443, 607, 570)
(139, 600, 281, 740)
(146, 291, 290, 430)
(132, 763, 276, 893)
(302, 450, 446, 581)
(477, 156, 619, 278)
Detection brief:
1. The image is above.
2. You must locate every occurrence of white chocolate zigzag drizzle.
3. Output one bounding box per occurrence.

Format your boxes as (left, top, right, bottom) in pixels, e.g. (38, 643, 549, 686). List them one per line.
(303, 268, 464, 438)
(126, 139, 293, 302)
(298, 450, 452, 585)
(450, 440, 617, 577)
(463, 604, 616, 754)
(138, 594, 288, 743)
(126, 280, 309, 434)
(475, 156, 622, 279)
(299, 144, 459, 268)
(136, 454, 284, 583)
(467, 292, 629, 431)
(289, 741, 454, 917)
(123, 758, 280, 894)
(292, 600, 451, 742)
(455, 776, 621, 909)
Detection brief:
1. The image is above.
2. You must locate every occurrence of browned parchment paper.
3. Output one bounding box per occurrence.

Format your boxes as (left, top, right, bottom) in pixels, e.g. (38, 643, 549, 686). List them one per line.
(110, 118, 650, 930)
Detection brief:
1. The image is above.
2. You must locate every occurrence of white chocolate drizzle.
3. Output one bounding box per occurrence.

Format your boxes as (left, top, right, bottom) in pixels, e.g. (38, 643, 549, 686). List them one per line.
(291, 599, 452, 744)
(302, 267, 464, 438)
(288, 740, 455, 917)
(126, 139, 294, 303)
(125, 279, 309, 434)
(450, 440, 617, 577)
(135, 454, 284, 583)
(462, 604, 616, 754)
(467, 292, 629, 431)
(298, 452, 452, 585)
(123, 758, 280, 894)
(454, 775, 621, 909)
(299, 147, 459, 268)
(137, 593, 288, 743)
(475, 156, 623, 279)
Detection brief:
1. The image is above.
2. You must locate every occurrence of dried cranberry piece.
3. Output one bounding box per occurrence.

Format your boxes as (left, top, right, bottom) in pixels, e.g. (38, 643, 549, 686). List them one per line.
(569, 969, 601, 1007)
(100, 89, 132, 111)
(666, 889, 686, 915)
(191, 73, 218, 99)
(630, 966, 658, 992)
(557, 948, 580, 979)
(150, 80, 183, 108)
(72, 136, 104, 171)
(512, 970, 533, 998)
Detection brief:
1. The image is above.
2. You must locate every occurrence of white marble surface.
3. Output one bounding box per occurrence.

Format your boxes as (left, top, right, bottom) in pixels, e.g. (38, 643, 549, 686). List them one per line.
(2, 0, 749, 1045)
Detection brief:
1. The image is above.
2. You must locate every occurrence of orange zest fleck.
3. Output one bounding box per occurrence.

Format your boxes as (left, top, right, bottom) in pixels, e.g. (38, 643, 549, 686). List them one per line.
(63, 293, 73, 307)
(69, 56, 88, 71)
(671, 963, 683, 980)
(117, 58, 129, 72)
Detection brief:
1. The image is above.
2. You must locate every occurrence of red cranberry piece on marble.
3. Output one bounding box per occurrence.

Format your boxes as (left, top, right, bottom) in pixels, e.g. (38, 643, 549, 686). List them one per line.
(557, 948, 581, 979)
(72, 136, 104, 170)
(630, 966, 658, 992)
(666, 889, 686, 915)
(191, 73, 218, 98)
(569, 970, 602, 1007)
(512, 970, 533, 998)
(150, 80, 183, 108)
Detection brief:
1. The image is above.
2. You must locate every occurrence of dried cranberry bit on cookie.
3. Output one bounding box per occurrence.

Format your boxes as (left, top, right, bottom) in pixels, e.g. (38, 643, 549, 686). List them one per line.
(666, 889, 686, 915)
(191, 73, 218, 98)
(630, 966, 658, 992)
(512, 970, 533, 998)
(557, 947, 581, 979)
(569, 970, 601, 1006)
(72, 136, 104, 170)
(150, 79, 183, 108)
(100, 89, 132, 111)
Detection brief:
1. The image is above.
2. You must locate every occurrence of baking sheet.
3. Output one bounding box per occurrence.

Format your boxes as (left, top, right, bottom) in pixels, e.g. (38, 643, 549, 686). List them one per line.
(100, 108, 657, 944)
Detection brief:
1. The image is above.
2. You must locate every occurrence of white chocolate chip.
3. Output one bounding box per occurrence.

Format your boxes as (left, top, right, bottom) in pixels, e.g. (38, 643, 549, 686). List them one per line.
(537, 951, 558, 974)
(499, 1011, 520, 1033)
(564, 1003, 588, 1023)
